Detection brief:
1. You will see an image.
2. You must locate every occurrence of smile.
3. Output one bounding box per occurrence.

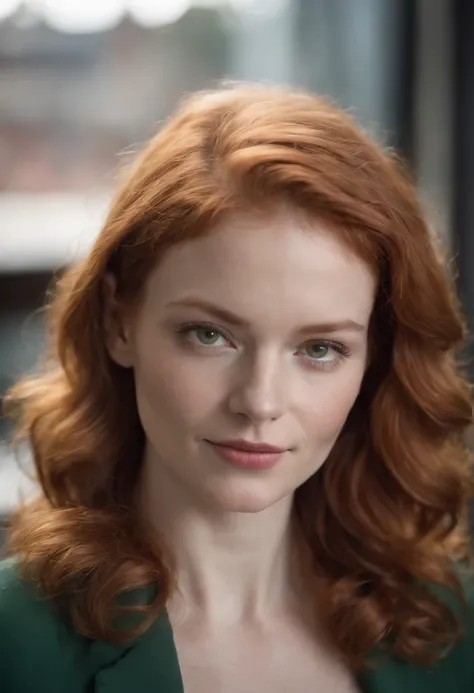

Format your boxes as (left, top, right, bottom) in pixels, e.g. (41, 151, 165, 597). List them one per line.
(204, 439, 287, 470)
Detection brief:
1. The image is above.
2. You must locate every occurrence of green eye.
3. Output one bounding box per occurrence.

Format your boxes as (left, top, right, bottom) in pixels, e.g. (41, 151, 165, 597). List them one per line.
(303, 344, 330, 360)
(194, 327, 222, 345)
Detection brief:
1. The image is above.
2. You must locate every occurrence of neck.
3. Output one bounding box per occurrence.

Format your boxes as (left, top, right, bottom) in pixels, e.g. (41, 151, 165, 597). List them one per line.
(137, 453, 302, 625)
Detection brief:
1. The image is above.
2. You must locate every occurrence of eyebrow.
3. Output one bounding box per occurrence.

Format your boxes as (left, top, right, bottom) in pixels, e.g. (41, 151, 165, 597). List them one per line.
(165, 298, 367, 334)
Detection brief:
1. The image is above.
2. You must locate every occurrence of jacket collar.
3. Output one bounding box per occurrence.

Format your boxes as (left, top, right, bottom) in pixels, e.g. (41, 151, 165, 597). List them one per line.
(91, 608, 184, 693)
(90, 615, 456, 693)
(88, 595, 463, 693)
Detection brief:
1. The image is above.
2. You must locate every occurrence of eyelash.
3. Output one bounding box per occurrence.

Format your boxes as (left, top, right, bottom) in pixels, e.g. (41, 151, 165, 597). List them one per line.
(175, 322, 233, 349)
(174, 321, 351, 371)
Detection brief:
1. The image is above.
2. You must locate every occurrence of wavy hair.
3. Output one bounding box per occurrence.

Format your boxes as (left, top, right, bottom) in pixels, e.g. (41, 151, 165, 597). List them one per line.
(5, 83, 473, 669)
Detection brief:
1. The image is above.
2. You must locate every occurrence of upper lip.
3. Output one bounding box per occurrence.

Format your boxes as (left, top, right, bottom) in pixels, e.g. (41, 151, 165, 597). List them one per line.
(208, 439, 286, 453)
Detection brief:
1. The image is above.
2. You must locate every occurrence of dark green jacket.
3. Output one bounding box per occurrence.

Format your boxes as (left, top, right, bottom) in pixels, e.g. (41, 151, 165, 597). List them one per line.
(1, 558, 473, 692)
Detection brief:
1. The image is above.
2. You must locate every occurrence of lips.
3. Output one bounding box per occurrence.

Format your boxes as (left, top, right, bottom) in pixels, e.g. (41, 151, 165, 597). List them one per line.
(208, 439, 286, 454)
(205, 439, 287, 470)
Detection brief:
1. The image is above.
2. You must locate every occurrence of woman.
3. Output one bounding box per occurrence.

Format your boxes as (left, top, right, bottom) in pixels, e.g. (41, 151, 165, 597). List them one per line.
(0, 83, 473, 693)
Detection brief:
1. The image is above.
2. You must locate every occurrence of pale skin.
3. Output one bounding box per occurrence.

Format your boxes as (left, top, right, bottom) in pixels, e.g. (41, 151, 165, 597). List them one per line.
(107, 210, 376, 692)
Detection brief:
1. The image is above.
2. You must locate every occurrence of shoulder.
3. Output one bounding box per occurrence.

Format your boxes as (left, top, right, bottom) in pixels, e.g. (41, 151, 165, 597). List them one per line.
(426, 569, 474, 687)
(432, 564, 474, 635)
(446, 567, 474, 672)
(0, 557, 92, 692)
(360, 569, 474, 691)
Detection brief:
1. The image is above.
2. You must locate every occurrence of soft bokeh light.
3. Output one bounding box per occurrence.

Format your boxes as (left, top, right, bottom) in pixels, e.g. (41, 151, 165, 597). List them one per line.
(0, 0, 20, 21)
(128, 0, 190, 27)
(1, 0, 229, 32)
(36, 0, 126, 34)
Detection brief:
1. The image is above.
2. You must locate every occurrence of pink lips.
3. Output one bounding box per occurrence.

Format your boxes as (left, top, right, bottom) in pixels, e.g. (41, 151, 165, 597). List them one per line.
(206, 439, 286, 470)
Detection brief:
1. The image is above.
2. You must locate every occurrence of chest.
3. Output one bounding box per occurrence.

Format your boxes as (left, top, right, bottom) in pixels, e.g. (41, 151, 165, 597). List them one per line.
(172, 620, 360, 693)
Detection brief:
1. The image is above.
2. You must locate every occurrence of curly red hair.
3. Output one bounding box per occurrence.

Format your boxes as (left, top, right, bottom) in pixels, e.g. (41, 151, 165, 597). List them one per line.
(5, 83, 473, 669)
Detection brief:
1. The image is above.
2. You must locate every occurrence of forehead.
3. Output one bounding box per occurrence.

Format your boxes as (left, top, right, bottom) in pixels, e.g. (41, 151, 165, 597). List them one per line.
(145, 212, 376, 325)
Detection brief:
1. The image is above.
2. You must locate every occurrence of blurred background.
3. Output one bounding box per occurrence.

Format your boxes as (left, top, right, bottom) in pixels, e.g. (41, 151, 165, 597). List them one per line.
(1, 0, 473, 526)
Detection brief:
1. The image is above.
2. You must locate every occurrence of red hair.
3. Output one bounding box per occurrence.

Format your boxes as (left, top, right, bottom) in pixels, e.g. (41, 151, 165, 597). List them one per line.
(5, 83, 473, 669)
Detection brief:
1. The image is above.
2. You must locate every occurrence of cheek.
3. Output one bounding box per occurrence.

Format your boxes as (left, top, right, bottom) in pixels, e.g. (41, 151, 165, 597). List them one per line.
(300, 366, 365, 439)
(133, 347, 220, 428)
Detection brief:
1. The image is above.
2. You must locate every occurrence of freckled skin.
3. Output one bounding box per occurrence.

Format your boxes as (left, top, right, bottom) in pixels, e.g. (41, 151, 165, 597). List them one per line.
(113, 211, 375, 513)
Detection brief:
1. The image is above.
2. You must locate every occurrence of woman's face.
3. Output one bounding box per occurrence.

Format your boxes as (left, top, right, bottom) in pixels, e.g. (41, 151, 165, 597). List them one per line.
(110, 211, 376, 513)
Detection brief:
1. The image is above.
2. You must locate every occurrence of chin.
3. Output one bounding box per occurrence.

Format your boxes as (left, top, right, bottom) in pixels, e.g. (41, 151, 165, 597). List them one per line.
(211, 481, 289, 514)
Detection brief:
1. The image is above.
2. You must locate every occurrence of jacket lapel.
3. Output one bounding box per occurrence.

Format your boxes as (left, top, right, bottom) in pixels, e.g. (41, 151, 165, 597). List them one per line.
(88, 591, 469, 693)
(357, 652, 463, 693)
(92, 609, 184, 693)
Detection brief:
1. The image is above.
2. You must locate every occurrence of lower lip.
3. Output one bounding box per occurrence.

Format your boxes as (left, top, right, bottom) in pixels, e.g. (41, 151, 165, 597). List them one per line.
(206, 442, 284, 470)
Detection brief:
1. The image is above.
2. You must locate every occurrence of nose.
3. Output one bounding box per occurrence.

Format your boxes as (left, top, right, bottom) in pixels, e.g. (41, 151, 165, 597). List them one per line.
(227, 349, 287, 423)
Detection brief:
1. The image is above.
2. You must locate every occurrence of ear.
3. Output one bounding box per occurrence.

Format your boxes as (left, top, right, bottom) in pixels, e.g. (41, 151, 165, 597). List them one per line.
(102, 273, 134, 368)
